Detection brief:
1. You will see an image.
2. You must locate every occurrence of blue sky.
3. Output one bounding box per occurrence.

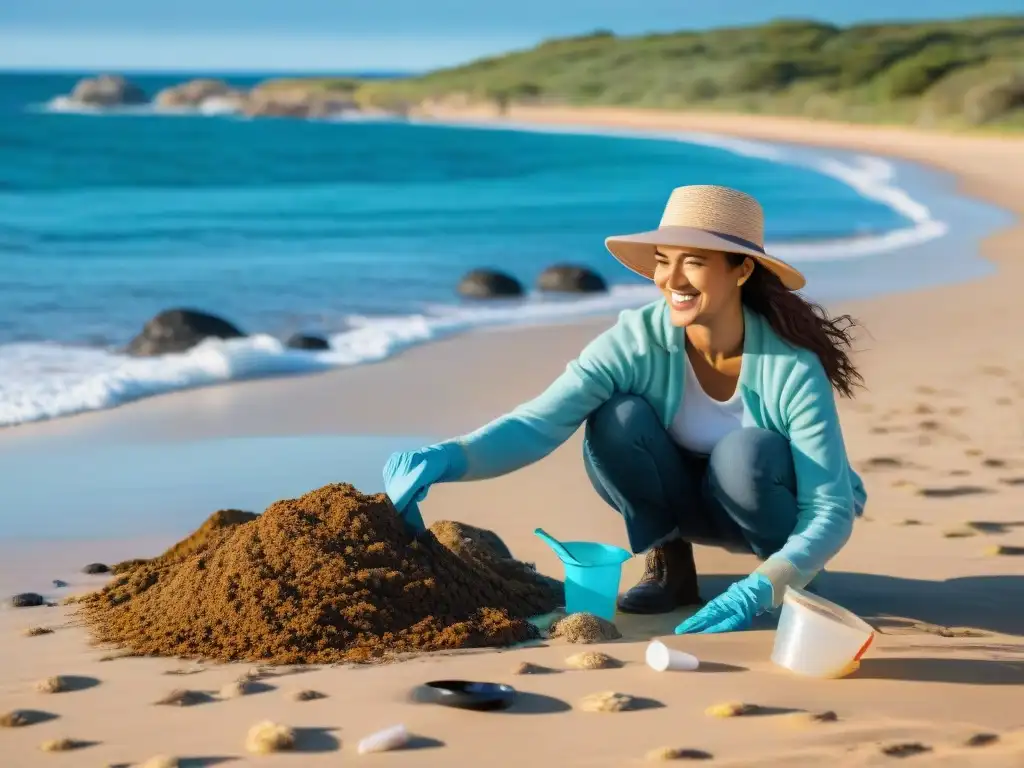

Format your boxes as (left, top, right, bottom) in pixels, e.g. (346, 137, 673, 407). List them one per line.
(1, 0, 1020, 72)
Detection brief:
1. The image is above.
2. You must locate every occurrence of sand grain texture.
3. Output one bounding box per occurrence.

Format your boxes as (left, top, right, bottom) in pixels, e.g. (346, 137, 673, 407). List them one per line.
(78, 484, 563, 664)
(34, 675, 66, 694)
(549, 612, 622, 643)
(577, 691, 635, 712)
(246, 720, 295, 754)
(566, 651, 622, 670)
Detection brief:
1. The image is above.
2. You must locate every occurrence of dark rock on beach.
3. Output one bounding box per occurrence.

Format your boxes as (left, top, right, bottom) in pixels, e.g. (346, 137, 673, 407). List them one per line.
(457, 269, 525, 298)
(286, 333, 330, 351)
(69, 74, 147, 107)
(82, 563, 110, 575)
(11, 593, 45, 608)
(52, 580, 68, 589)
(126, 309, 245, 357)
(537, 264, 607, 293)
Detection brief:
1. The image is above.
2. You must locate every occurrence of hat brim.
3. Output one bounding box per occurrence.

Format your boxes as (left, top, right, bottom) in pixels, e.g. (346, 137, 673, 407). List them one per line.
(605, 226, 806, 291)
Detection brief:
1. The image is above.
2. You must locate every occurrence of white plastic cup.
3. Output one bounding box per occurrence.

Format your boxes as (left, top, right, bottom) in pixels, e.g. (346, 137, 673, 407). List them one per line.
(646, 640, 699, 672)
(771, 588, 875, 679)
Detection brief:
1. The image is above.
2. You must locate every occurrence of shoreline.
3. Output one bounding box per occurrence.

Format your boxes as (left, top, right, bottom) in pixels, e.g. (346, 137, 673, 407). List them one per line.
(2, 109, 1024, 767)
(1, 110, 1014, 431)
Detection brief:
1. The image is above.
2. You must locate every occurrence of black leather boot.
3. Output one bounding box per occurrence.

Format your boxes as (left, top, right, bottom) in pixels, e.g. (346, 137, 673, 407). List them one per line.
(616, 539, 703, 614)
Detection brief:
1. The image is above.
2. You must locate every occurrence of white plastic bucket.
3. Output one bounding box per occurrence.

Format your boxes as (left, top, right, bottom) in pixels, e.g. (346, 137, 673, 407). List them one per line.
(771, 588, 875, 679)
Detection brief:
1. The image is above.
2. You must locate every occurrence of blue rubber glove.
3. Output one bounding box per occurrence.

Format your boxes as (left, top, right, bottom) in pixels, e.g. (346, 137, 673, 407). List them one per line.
(674, 573, 774, 635)
(383, 444, 459, 534)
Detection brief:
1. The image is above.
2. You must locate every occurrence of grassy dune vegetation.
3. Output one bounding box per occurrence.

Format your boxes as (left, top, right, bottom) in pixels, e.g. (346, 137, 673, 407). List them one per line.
(348, 15, 1024, 130)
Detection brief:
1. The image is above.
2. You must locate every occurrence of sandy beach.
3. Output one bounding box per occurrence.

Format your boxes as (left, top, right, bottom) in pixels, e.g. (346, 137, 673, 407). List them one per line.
(2, 109, 1023, 767)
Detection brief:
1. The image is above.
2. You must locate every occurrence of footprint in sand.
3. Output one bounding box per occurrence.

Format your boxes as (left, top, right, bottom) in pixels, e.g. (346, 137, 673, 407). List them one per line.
(880, 742, 932, 758)
(979, 366, 1010, 377)
(965, 520, 1024, 534)
(942, 527, 978, 538)
(911, 622, 990, 638)
(860, 456, 905, 472)
(986, 545, 1024, 557)
(982, 458, 1008, 468)
(918, 486, 991, 499)
(1001, 477, 1024, 487)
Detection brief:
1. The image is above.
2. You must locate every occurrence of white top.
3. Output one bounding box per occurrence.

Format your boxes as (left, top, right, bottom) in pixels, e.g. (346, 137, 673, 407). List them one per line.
(668, 351, 746, 455)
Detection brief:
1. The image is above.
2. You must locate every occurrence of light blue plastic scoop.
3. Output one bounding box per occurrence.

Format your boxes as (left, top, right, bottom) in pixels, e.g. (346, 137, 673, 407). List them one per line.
(533, 527, 582, 566)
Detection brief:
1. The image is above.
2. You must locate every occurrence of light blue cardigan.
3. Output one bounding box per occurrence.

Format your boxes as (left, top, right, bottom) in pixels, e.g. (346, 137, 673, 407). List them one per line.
(437, 299, 866, 604)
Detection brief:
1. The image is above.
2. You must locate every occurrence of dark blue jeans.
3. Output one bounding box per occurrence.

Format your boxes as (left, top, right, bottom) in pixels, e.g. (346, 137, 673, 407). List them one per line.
(583, 394, 799, 559)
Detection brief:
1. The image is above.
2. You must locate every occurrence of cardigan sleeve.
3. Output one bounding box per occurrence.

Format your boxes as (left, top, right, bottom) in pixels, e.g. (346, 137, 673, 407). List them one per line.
(754, 356, 856, 604)
(437, 311, 641, 481)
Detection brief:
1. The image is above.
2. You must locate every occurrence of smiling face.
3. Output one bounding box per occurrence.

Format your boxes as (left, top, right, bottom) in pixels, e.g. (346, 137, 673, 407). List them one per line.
(653, 246, 754, 328)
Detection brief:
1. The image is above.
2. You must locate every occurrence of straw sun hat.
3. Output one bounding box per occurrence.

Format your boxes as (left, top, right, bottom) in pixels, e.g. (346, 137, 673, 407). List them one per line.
(604, 184, 806, 291)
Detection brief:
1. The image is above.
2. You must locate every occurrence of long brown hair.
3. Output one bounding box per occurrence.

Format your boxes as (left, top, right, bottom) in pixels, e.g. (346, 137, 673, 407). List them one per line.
(728, 254, 864, 398)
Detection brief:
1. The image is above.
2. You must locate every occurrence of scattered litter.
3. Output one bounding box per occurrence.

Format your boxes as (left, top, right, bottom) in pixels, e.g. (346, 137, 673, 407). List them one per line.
(645, 640, 698, 672)
(357, 724, 411, 754)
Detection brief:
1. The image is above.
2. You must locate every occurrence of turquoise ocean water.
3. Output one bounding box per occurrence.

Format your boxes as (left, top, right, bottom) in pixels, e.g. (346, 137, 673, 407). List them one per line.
(0, 72, 1006, 428)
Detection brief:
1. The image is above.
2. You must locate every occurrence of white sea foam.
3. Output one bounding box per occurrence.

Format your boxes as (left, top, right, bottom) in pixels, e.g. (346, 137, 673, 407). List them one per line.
(0, 285, 660, 427)
(2, 114, 953, 428)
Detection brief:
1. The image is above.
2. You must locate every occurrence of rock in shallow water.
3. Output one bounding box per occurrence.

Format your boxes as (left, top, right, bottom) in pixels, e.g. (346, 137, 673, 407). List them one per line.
(286, 333, 330, 350)
(82, 563, 110, 575)
(537, 264, 607, 293)
(125, 308, 245, 357)
(457, 269, 524, 298)
(70, 74, 146, 107)
(11, 593, 44, 608)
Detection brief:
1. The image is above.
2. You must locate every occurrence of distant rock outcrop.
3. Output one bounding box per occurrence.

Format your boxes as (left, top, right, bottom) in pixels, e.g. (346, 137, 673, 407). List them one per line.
(69, 74, 147, 107)
(537, 264, 607, 293)
(154, 78, 243, 110)
(126, 309, 245, 357)
(286, 333, 330, 351)
(243, 80, 359, 119)
(457, 269, 525, 298)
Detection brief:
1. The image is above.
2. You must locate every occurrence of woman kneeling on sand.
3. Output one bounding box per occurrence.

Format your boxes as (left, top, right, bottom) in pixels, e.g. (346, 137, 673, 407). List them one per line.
(384, 184, 867, 635)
